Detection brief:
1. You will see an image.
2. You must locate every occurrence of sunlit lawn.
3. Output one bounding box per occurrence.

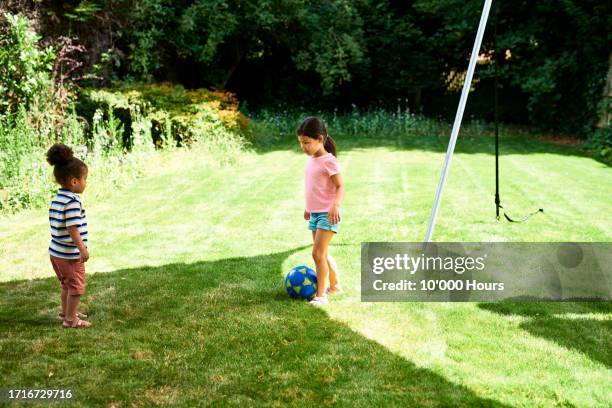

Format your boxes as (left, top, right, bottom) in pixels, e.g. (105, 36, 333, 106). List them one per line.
(1, 127, 610, 406)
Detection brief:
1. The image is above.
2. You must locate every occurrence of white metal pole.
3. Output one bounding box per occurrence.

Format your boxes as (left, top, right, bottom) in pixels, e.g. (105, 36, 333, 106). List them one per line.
(423, 0, 492, 243)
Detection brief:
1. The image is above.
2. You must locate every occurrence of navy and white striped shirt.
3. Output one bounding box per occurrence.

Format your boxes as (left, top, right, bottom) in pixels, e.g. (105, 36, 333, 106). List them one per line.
(48, 188, 88, 259)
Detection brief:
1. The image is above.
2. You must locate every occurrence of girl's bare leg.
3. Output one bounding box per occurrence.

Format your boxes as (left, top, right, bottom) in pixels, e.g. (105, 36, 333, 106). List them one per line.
(312, 231, 340, 291)
(327, 255, 341, 291)
(312, 229, 335, 297)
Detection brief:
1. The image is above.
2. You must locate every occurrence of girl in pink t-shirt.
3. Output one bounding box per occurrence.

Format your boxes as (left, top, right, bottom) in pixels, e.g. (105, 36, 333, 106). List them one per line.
(297, 117, 345, 305)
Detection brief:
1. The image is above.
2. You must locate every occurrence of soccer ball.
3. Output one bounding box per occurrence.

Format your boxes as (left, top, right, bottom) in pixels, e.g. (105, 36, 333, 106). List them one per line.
(285, 265, 318, 299)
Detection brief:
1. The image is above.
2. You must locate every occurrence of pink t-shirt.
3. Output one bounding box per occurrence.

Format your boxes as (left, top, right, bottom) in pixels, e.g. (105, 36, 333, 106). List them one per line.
(305, 153, 340, 213)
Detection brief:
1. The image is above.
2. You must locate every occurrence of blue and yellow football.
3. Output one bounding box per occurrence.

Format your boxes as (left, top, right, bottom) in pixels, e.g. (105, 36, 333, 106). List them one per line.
(285, 265, 318, 299)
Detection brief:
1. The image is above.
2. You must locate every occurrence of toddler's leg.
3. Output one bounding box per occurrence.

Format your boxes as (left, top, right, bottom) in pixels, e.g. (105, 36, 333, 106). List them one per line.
(66, 294, 81, 321)
(62, 260, 91, 328)
(51, 257, 69, 316)
(61, 288, 68, 316)
(63, 294, 91, 328)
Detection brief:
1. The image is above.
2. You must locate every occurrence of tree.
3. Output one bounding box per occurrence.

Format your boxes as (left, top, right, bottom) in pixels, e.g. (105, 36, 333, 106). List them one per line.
(124, 0, 366, 94)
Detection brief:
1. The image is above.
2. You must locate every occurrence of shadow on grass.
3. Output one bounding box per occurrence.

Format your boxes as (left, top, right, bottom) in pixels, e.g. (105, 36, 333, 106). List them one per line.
(479, 302, 612, 369)
(0, 247, 508, 407)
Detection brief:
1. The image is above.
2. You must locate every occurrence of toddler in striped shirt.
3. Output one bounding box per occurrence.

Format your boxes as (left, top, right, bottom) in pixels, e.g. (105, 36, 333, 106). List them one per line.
(46, 144, 91, 329)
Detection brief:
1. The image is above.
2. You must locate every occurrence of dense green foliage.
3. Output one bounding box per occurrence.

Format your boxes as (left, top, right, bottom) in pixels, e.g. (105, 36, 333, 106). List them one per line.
(84, 83, 248, 148)
(0, 13, 144, 213)
(0, 105, 149, 214)
(0, 13, 54, 114)
(586, 124, 612, 157)
(13, 0, 607, 134)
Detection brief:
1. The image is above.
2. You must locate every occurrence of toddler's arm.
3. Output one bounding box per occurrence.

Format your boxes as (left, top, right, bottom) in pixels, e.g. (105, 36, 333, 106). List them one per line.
(68, 226, 89, 262)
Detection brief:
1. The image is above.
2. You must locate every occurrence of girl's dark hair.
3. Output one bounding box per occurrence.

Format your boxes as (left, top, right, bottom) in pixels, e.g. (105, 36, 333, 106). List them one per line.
(46, 144, 87, 185)
(297, 116, 337, 157)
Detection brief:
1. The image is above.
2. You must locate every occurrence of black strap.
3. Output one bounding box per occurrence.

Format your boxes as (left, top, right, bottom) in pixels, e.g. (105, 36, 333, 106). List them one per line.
(497, 204, 543, 223)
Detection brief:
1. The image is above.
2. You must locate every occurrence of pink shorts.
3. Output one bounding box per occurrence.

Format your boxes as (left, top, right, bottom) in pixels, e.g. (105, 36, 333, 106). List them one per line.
(50, 256, 86, 296)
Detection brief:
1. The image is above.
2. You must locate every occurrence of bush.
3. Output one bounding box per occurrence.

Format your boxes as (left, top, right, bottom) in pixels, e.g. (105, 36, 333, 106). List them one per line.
(0, 13, 55, 114)
(83, 83, 249, 150)
(0, 107, 146, 214)
(586, 126, 612, 158)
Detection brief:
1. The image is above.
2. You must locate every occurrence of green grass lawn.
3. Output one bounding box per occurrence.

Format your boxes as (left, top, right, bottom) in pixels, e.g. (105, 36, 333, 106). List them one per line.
(1, 128, 610, 407)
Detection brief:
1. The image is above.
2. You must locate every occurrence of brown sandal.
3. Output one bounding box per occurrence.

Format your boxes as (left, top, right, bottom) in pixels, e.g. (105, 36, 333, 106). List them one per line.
(62, 317, 92, 329)
(57, 312, 88, 321)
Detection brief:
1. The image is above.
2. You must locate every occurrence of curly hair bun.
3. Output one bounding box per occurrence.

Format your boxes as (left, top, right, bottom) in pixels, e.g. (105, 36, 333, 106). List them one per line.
(46, 143, 74, 166)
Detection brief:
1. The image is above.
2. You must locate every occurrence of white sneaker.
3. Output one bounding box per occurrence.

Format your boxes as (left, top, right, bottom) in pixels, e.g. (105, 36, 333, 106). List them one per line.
(309, 296, 329, 305)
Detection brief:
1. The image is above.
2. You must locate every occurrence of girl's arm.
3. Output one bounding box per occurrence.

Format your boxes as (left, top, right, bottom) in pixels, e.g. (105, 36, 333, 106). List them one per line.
(328, 173, 344, 224)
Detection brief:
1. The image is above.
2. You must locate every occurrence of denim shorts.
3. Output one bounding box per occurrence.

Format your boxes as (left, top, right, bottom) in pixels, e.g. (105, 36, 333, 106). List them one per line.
(308, 212, 340, 233)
